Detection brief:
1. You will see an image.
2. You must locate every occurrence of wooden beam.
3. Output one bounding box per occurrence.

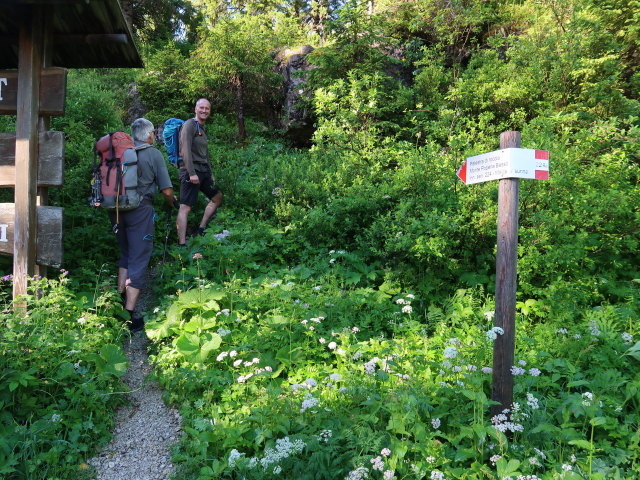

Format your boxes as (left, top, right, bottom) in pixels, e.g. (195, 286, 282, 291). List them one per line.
(0, 67, 66, 116)
(0, 204, 63, 268)
(13, 6, 42, 300)
(0, 131, 64, 187)
(491, 131, 521, 416)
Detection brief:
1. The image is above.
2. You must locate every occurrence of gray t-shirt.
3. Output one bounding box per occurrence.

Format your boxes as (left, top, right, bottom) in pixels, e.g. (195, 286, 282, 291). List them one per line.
(179, 118, 210, 175)
(133, 140, 173, 202)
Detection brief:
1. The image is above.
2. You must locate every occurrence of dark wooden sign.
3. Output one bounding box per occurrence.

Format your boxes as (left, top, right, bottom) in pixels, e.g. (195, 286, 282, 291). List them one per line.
(0, 203, 63, 268)
(0, 67, 67, 116)
(0, 131, 64, 187)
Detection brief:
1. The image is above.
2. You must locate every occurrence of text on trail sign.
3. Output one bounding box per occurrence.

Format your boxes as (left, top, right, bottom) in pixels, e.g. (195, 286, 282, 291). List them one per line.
(457, 148, 550, 185)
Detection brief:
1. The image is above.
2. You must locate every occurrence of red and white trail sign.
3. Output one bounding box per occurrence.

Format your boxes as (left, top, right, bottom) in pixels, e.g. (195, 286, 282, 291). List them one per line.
(457, 148, 549, 185)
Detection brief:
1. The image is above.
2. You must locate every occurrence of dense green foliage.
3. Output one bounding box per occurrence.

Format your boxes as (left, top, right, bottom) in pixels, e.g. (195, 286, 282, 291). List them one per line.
(0, 0, 638, 478)
(0, 275, 129, 479)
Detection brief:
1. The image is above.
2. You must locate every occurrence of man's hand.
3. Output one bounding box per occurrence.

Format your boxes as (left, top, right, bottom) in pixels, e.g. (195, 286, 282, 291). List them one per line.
(189, 174, 200, 184)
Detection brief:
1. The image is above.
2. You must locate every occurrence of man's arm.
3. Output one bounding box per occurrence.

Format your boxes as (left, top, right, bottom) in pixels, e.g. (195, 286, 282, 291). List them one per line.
(161, 187, 178, 209)
(179, 120, 200, 184)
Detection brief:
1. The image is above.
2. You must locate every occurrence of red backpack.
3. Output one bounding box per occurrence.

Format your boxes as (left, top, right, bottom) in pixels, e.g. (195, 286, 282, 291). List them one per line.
(90, 132, 150, 210)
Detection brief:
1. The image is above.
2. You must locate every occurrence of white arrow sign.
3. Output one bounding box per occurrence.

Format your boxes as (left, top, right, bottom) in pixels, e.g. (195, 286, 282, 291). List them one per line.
(457, 148, 549, 185)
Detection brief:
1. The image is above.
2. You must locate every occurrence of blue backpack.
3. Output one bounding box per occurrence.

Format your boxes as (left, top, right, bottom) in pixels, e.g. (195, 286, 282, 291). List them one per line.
(162, 118, 201, 167)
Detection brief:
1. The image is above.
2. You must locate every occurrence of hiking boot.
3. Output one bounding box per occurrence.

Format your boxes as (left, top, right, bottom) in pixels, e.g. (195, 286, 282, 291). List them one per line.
(128, 315, 145, 332)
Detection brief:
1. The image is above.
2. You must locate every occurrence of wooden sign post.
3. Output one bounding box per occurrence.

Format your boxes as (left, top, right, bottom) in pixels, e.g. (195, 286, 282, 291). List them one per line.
(13, 9, 43, 301)
(492, 131, 520, 416)
(0, 7, 66, 302)
(457, 131, 550, 414)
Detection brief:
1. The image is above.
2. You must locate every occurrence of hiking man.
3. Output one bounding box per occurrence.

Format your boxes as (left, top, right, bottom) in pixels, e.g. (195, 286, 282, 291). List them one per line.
(112, 118, 177, 331)
(176, 98, 223, 245)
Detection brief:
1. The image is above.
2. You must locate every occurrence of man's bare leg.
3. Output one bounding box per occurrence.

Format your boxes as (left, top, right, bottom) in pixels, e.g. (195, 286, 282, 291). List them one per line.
(199, 191, 223, 229)
(177, 204, 192, 244)
(125, 285, 140, 311)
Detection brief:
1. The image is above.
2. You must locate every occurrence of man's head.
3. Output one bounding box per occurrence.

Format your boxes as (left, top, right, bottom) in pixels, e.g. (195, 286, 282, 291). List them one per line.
(195, 98, 211, 124)
(132, 118, 155, 144)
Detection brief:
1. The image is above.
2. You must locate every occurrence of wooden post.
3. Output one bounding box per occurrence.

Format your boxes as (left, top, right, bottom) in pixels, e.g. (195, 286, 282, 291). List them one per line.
(36, 7, 53, 280)
(491, 131, 521, 415)
(13, 6, 43, 300)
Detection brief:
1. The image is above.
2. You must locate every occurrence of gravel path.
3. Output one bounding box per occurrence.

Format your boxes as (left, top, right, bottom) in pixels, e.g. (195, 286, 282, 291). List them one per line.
(88, 278, 182, 480)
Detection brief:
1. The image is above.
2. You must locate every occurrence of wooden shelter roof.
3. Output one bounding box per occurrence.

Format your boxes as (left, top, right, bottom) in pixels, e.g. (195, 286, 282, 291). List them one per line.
(0, 0, 142, 69)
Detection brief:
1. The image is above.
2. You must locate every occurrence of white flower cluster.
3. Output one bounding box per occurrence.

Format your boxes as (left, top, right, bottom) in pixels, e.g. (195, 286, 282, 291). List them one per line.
(430, 470, 445, 480)
(588, 320, 601, 337)
(228, 448, 244, 467)
(582, 392, 593, 407)
(486, 327, 505, 341)
(527, 393, 540, 410)
(431, 418, 441, 429)
(257, 436, 306, 470)
(216, 308, 230, 316)
(443, 346, 458, 359)
(217, 328, 231, 337)
(490, 454, 501, 465)
(396, 294, 415, 314)
(344, 466, 369, 480)
(491, 409, 524, 433)
(317, 429, 332, 443)
(622, 332, 633, 343)
(300, 393, 319, 412)
(511, 366, 526, 375)
(364, 357, 380, 375)
(371, 456, 384, 471)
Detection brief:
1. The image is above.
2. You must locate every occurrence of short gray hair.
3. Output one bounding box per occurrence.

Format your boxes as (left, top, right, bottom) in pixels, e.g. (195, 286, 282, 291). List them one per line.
(131, 118, 154, 142)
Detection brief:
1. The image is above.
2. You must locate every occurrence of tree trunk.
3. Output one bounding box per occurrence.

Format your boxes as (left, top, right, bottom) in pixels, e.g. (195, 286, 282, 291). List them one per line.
(233, 74, 246, 141)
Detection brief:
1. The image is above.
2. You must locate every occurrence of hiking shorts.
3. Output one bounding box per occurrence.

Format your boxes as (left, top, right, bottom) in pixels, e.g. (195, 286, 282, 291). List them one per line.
(179, 169, 221, 207)
(108, 204, 155, 290)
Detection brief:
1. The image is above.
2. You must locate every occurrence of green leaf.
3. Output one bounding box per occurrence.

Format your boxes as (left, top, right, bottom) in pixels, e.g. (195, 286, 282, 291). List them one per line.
(530, 423, 561, 434)
(496, 458, 521, 477)
(175, 332, 222, 364)
(267, 315, 290, 325)
(623, 341, 640, 361)
(568, 439, 593, 450)
(182, 315, 216, 333)
(90, 344, 128, 377)
(275, 345, 304, 366)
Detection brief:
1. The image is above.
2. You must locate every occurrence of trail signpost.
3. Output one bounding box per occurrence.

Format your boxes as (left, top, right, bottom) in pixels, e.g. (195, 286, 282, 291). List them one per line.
(457, 131, 550, 415)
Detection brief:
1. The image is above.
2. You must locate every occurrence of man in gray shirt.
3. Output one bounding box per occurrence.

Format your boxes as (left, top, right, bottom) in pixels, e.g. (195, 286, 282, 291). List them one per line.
(176, 98, 223, 245)
(109, 117, 176, 331)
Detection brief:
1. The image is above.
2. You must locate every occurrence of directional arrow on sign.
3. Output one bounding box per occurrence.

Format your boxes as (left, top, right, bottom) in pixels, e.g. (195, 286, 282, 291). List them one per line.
(456, 161, 467, 184)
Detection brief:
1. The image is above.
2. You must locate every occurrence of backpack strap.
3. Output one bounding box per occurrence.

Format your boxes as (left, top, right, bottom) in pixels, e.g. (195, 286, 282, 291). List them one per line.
(108, 132, 116, 160)
(193, 118, 203, 136)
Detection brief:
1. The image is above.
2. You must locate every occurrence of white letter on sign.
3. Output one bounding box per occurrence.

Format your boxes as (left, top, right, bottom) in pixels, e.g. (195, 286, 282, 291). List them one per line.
(0, 224, 7, 242)
(0, 78, 6, 101)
